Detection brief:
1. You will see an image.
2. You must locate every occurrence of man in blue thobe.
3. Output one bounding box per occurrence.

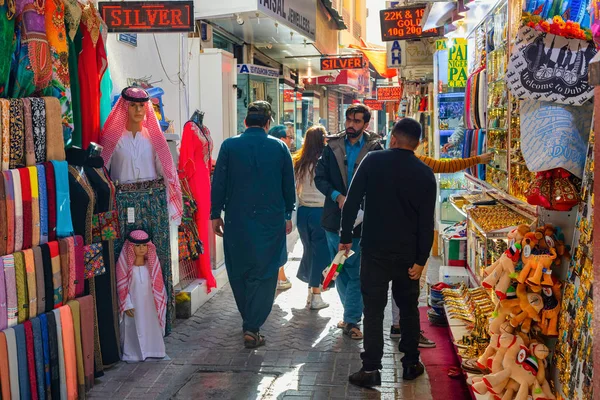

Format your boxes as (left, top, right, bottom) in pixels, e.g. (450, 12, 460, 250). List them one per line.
(211, 101, 296, 349)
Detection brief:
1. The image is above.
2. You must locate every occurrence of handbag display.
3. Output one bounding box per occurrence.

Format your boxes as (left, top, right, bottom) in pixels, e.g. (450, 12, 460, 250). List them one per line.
(83, 243, 105, 279)
(92, 210, 121, 243)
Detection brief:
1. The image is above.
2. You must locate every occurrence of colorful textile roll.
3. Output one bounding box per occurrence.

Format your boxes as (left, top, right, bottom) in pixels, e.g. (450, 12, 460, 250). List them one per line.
(24, 249, 37, 318)
(30, 98, 46, 164)
(77, 295, 95, 390)
(67, 300, 84, 396)
(46, 311, 60, 400)
(22, 98, 36, 166)
(0, 99, 10, 171)
(28, 166, 40, 247)
(0, 257, 6, 330)
(11, 169, 22, 252)
(14, 323, 30, 400)
(4, 327, 19, 400)
(0, 173, 6, 256)
(44, 162, 56, 241)
(53, 308, 68, 400)
(44, 97, 66, 161)
(31, 318, 46, 400)
(49, 241, 63, 308)
(40, 244, 54, 313)
(74, 236, 84, 297)
(9, 99, 25, 169)
(19, 167, 33, 250)
(34, 246, 46, 316)
(51, 160, 74, 238)
(3, 172, 14, 254)
(60, 306, 78, 399)
(0, 331, 11, 400)
(3, 254, 17, 327)
(39, 313, 51, 399)
(59, 239, 69, 303)
(66, 237, 76, 300)
(14, 251, 28, 323)
(37, 164, 48, 244)
(24, 320, 39, 400)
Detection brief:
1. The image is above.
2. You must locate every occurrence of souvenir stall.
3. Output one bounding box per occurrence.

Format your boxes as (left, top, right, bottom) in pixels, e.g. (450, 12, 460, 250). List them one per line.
(427, 0, 595, 399)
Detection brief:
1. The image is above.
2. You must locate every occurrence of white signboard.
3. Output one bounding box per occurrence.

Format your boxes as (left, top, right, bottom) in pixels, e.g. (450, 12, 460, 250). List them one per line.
(387, 40, 405, 68)
(237, 64, 280, 78)
(258, 0, 317, 41)
(387, 40, 434, 68)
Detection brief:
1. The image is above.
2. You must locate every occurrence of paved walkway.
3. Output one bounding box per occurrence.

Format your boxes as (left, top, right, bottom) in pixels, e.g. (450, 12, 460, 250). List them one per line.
(89, 244, 440, 400)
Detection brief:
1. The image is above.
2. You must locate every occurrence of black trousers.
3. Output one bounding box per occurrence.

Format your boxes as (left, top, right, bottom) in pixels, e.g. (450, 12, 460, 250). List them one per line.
(360, 249, 421, 371)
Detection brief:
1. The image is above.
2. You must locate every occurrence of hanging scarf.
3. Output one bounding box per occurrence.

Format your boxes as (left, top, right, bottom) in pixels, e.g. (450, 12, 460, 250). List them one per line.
(38, 313, 51, 398)
(101, 87, 183, 224)
(52, 308, 68, 400)
(44, 162, 56, 241)
(28, 166, 40, 246)
(19, 167, 33, 250)
(76, 295, 94, 391)
(0, 99, 10, 170)
(34, 246, 45, 315)
(0, 257, 6, 330)
(0, 331, 10, 400)
(40, 243, 53, 313)
(23, 249, 37, 319)
(74, 236, 84, 297)
(4, 328, 19, 399)
(0, 173, 6, 256)
(14, 251, 28, 323)
(24, 320, 39, 400)
(2, 171, 14, 254)
(30, 97, 46, 164)
(116, 229, 167, 331)
(67, 237, 75, 300)
(67, 300, 84, 396)
(51, 160, 74, 238)
(49, 241, 63, 307)
(60, 306, 78, 399)
(9, 99, 24, 169)
(59, 238, 70, 302)
(44, 97, 66, 161)
(46, 311, 60, 400)
(11, 169, 23, 252)
(14, 323, 31, 400)
(23, 98, 36, 166)
(2, 254, 17, 327)
(37, 164, 48, 244)
(31, 318, 46, 400)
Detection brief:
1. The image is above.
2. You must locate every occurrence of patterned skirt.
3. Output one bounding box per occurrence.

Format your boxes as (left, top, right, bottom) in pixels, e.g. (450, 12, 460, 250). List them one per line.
(115, 178, 174, 335)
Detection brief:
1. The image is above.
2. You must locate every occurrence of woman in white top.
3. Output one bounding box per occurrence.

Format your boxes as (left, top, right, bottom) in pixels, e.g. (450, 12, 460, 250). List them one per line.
(294, 126, 331, 310)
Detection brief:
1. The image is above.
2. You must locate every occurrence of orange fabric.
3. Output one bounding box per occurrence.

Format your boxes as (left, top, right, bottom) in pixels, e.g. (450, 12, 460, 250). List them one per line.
(0, 332, 10, 400)
(349, 43, 397, 79)
(60, 306, 78, 400)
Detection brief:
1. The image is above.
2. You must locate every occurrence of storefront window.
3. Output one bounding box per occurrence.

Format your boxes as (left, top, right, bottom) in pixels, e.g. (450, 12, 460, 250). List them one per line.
(280, 84, 298, 151)
(236, 73, 279, 134)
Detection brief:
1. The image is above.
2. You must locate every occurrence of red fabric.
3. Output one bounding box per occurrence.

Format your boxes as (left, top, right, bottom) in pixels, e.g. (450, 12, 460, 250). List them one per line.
(178, 122, 216, 289)
(116, 230, 167, 330)
(24, 320, 39, 400)
(44, 162, 56, 241)
(74, 235, 84, 297)
(78, 22, 106, 149)
(18, 168, 32, 250)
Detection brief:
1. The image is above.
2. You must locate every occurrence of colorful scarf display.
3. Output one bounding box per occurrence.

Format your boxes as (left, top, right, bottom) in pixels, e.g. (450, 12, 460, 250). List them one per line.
(3, 254, 17, 327)
(49, 241, 62, 307)
(24, 249, 37, 319)
(9, 99, 24, 169)
(23, 320, 39, 400)
(51, 160, 73, 238)
(40, 243, 53, 313)
(44, 162, 56, 242)
(30, 98, 46, 164)
(44, 97, 65, 161)
(38, 313, 51, 398)
(19, 167, 32, 250)
(2, 171, 14, 254)
(28, 166, 40, 246)
(67, 300, 84, 396)
(22, 98, 36, 166)
(60, 306, 78, 399)
(37, 164, 48, 244)
(0, 331, 11, 400)
(4, 328, 19, 399)
(11, 169, 23, 252)
(74, 236, 84, 297)
(14, 323, 30, 399)
(52, 308, 67, 400)
(31, 317, 46, 400)
(0, 173, 6, 256)
(33, 246, 46, 316)
(46, 311, 60, 400)
(14, 251, 28, 323)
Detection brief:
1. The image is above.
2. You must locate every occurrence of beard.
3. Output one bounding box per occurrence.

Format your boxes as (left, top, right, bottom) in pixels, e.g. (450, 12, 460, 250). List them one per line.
(346, 128, 362, 138)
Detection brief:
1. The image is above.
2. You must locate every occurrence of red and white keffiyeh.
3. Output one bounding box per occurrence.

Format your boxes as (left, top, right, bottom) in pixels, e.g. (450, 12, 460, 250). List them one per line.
(116, 230, 167, 330)
(100, 87, 183, 224)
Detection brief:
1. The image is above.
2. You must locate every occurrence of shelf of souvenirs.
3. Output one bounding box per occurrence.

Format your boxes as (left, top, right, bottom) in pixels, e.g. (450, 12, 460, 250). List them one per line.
(467, 205, 532, 239)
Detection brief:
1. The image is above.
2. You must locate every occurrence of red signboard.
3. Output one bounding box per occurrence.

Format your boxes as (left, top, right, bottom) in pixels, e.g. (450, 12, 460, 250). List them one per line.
(377, 86, 402, 101)
(320, 56, 364, 71)
(380, 6, 442, 41)
(283, 90, 302, 102)
(98, 1, 194, 33)
(363, 99, 384, 111)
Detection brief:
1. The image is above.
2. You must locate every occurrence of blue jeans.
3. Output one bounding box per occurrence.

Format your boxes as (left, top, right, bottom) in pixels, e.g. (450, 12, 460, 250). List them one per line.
(325, 230, 363, 325)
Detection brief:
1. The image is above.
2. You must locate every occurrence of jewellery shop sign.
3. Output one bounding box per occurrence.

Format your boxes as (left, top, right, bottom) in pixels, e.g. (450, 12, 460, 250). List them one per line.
(98, 1, 194, 33)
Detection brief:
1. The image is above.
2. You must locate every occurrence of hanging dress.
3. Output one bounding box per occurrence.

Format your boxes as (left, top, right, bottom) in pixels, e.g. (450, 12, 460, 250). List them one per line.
(63, 0, 82, 148)
(0, 0, 15, 97)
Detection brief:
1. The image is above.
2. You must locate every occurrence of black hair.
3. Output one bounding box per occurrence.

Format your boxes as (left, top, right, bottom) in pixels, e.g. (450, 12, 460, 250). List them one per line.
(392, 118, 422, 147)
(345, 104, 372, 124)
(245, 114, 269, 128)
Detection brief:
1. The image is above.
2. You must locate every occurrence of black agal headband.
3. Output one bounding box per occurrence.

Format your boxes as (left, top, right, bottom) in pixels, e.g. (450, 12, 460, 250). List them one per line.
(121, 86, 150, 103)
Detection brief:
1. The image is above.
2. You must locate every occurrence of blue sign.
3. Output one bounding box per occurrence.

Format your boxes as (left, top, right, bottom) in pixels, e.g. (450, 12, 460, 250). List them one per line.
(118, 33, 138, 47)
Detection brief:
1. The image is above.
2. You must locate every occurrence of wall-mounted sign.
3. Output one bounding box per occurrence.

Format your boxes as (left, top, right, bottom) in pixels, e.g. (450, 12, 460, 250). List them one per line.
(320, 56, 364, 70)
(363, 98, 384, 111)
(98, 1, 194, 33)
(387, 39, 434, 68)
(237, 64, 280, 78)
(258, 0, 316, 41)
(283, 90, 302, 102)
(118, 33, 138, 47)
(436, 39, 447, 50)
(448, 38, 467, 88)
(377, 86, 402, 101)
(380, 6, 442, 41)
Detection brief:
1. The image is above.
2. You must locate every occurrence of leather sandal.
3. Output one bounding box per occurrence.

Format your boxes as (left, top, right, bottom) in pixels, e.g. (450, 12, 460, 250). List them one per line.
(343, 323, 363, 340)
(243, 331, 266, 349)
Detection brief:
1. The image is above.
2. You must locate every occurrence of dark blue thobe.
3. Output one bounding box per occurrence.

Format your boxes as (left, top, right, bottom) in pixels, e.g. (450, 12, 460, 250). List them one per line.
(211, 127, 295, 333)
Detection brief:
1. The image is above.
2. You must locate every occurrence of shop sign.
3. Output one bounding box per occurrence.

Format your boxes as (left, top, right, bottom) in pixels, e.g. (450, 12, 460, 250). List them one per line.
(283, 90, 302, 102)
(237, 64, 280, 78)
(320, 56, 364, 71)
(387, 40, 434, 68)
(363, 98, 384, 111)
(98, 1, 194, 33)
(436, 39, 447, 50)
(448, 38, 467, 88)
(376, 86, 402, 101)
(507, 26, 596, 105)
(380, 6, 442, 41)
(258, 0, 316, 41)
(387, 40, 404, 68)
(118, 33, 138, 47)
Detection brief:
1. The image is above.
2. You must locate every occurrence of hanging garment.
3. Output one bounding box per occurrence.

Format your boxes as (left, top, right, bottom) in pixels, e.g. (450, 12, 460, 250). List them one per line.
(14, 323, 30, 400)
(53, 308, 68, 400)
(33, 246, 45, 315)
(60, 306, 78, 399)
(28, 166, 40, 246)
(40, 243, 54, 312)
(0, 173, 6, 256)
(3, 171, 14, 254)
(66, 28, 82, 148)
(24, 249, 37, 318)
(0, 257, 6, 330)
(49, 241, 63, 307)
(31, 318, 45, 400)
(4, 327, 19, 400)
(19, 167, 32, 250)
(74, 235, 84, 297)
(23, 320, 39, 400)
(2, 254, 17, 327)
(67, 300, 84, 397)
(0, 2, 15, 97)
(179, 121, 216, 289)
(37, 164, 48, 244)
(51, 160, 74, 238)
(99, 63, 113, 129)
(44, 162, 56, 241)
(44, 97, 66, 161)
(59, 238, 76, 302)
(0, 99, 9, 170)
(66, 237, 76, 300)
(0, 331, 10, 400)
(76, 295, 95, 390)
(46, 311, 60, 400)
(11, 169, 22, 252)
(38, 313, 51, 399)
(30, 98, 46, 164)
(14, 251, 28, 323)
(22, 98, 36, 166)
(67, 165, 94, 243)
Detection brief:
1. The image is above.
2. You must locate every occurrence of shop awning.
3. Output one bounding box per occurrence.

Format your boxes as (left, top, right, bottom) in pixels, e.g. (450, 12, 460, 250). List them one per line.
(349, 39, 397, 79)
(422, 2, 456, 31)
(320, 0, 348, 30)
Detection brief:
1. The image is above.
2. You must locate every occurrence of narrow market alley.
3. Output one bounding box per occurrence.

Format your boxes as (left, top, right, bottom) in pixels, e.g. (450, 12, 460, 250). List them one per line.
(87, 243, 441, 400)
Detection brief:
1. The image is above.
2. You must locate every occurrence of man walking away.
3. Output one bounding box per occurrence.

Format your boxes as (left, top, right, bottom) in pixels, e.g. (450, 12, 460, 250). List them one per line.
(339, 118, 436, 387)
(211, 101, 296, 349)
(315, 104, 383, 340)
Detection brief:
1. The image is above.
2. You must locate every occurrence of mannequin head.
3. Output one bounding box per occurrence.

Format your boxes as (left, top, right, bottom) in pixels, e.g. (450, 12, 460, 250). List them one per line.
(121, 86, 150, 133)
(133, 243, 148, 258)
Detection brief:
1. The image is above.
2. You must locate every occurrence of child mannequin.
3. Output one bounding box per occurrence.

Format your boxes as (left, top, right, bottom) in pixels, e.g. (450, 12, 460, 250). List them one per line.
(116, 230, 167, 361)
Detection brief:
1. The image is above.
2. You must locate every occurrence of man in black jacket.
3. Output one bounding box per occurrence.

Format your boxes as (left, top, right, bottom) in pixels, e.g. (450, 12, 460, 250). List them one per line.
(315, 104, 383, 340)
(339, 118, 436, 386)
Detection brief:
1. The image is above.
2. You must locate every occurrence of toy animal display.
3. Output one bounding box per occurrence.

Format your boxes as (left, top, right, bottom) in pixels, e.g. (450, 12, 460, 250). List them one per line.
(539, 279, 561, 337)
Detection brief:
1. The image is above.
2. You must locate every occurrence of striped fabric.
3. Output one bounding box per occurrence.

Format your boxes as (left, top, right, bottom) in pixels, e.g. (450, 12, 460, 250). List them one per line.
(3, 254, 17, 327)
(418, 154, 484, 174)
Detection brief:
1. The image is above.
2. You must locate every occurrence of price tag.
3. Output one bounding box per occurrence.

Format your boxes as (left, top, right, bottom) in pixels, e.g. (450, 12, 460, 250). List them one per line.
(127, 207, 135, 224)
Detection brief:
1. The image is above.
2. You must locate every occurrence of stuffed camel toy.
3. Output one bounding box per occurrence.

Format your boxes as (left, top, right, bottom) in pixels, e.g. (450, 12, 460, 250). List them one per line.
(539, 278, 562, 337)
(500, 283, 544, 334)
(477, 321, 515, 371)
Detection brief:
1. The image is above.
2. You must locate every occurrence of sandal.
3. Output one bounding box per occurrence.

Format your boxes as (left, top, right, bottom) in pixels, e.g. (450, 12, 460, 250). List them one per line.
(337, 321, 347, 329)
(343, 324, 363, 340)
(243, 331, 266, 349)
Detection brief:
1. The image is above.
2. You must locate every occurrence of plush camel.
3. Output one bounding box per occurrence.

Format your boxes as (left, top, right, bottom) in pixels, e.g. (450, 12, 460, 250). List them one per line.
(477, 321, 515, 371)
(532, 342, 556, 400)
(539, 279, 561, 337)
(517, 232, 540, 280)
(500, 283, 543, 333)
(524, 248, 557, 289)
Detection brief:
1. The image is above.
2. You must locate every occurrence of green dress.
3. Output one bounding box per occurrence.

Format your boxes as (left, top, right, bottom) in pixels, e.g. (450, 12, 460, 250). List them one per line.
(0, 3, 15, 97)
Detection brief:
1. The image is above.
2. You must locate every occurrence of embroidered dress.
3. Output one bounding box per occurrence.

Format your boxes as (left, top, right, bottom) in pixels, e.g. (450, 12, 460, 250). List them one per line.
(0, 0, 15, 96)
